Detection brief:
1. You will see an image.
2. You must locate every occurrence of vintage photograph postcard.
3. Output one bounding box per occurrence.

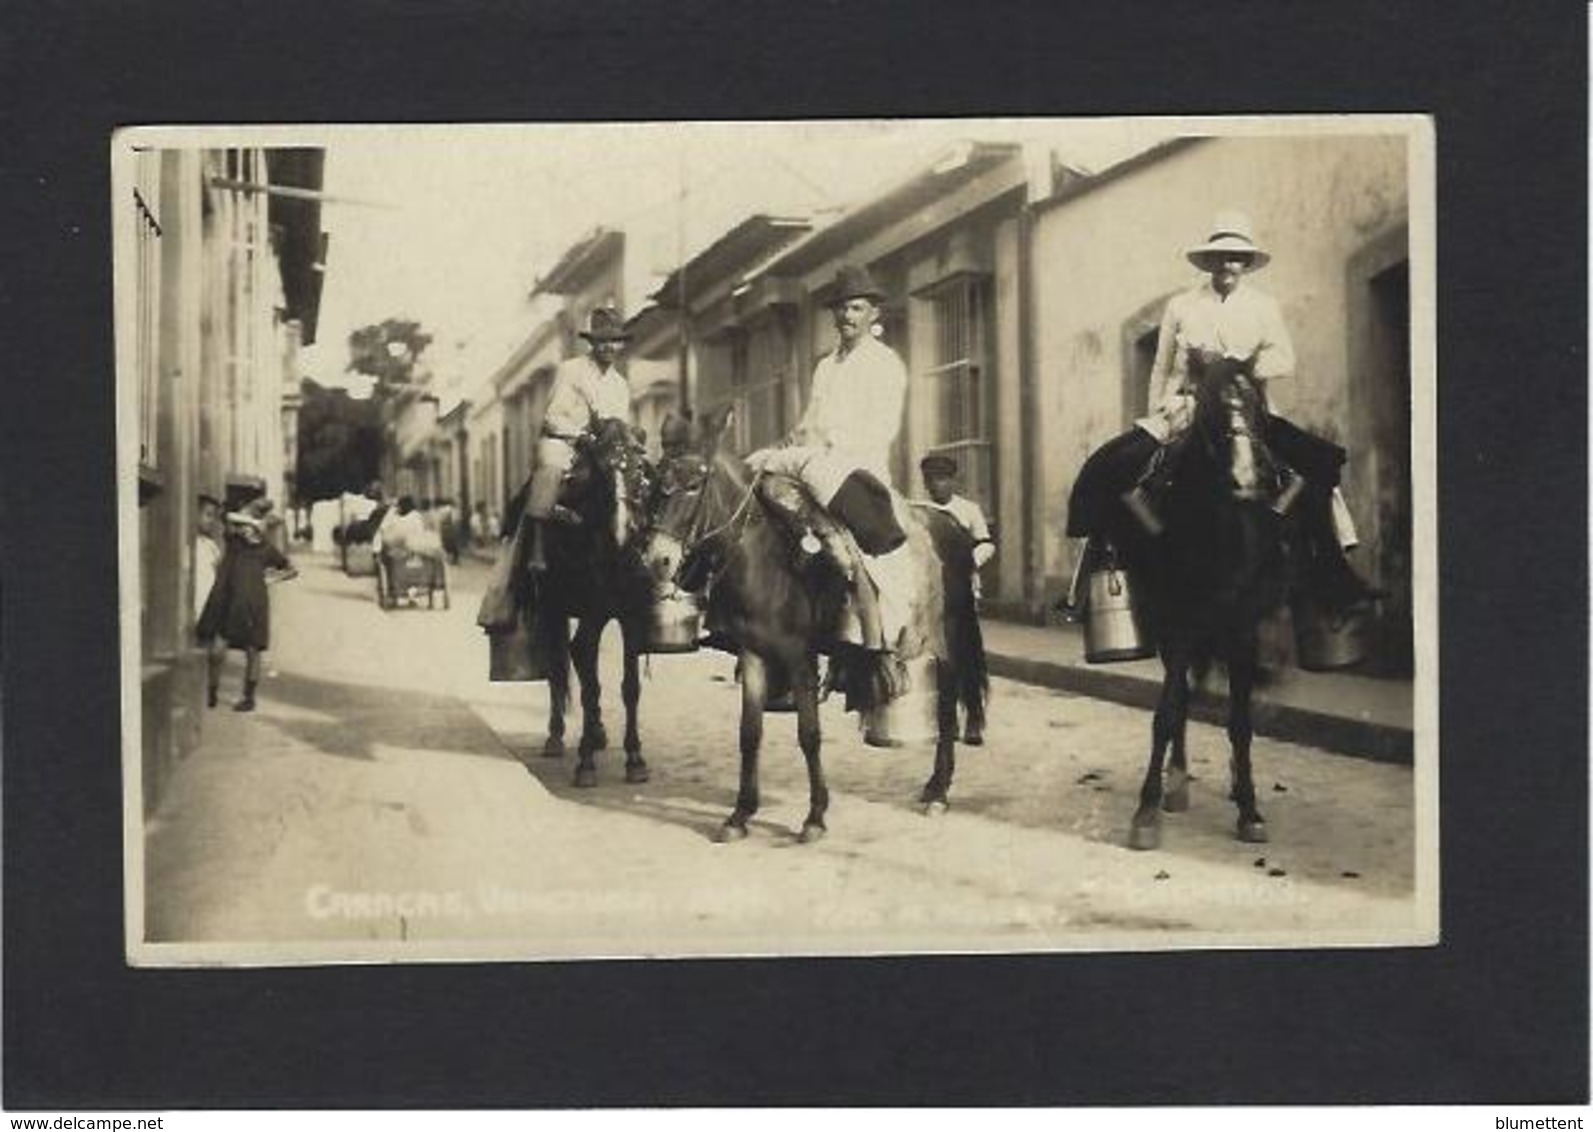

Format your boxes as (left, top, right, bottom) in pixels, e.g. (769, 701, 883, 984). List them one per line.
(116, 116, 1437, 966)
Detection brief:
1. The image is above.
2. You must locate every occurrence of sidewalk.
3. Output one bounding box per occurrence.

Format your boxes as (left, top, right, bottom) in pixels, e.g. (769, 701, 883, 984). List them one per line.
(980, 618, 1414, 764)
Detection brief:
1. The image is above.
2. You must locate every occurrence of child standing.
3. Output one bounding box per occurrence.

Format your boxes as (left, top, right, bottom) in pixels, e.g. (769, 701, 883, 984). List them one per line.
(197, 500, 296, 712)
(918, 453, 995, 745)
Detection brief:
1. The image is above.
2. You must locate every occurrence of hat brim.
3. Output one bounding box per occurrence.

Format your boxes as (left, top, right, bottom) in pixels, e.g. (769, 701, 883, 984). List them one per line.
(579, 330, 631, 342)
(831, 290, 886, 306)
(1186, 241, 1270, 271)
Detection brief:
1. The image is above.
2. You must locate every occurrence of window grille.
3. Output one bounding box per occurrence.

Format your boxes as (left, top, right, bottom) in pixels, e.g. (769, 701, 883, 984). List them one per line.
(922, 276, 992, 513)
(725, 329, 786, 455)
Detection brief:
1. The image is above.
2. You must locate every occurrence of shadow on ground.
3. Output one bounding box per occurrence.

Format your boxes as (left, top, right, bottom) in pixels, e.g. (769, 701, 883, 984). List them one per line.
(254, 670, 521, 766)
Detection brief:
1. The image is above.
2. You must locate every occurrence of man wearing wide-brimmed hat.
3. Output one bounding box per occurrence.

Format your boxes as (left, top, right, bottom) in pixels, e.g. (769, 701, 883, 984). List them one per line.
(748, 263, 915, 653)
(522, 304, 635, 570)
(1063, 210, 1376, 618)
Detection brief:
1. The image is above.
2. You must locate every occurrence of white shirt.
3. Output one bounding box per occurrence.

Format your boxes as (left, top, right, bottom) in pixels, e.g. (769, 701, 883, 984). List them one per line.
(193, 534, 221, 620)
(375, 509, 427, 553)
(931, 493, 996, 569)
(795, 335, 908, 483)
(543, 355, 633, 440)
(1139, 279, 1295, 441)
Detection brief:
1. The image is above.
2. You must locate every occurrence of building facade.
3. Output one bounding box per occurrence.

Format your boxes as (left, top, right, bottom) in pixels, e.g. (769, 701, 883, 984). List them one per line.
(428, 132, 1413, 674)
(123, 145, 327, 813)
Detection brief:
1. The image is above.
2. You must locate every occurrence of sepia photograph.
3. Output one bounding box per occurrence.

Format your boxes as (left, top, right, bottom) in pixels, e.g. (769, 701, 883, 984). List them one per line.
(116, 116, 1437, 966)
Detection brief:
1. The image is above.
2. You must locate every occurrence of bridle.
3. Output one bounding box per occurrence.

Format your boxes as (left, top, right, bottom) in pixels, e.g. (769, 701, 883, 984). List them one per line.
(1192, 367, 1275, 501)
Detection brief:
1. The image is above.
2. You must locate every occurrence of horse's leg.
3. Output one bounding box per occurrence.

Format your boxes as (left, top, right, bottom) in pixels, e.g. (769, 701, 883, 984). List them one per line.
(920, 658, 959, 814)
(1227, 638, 1267, 843)
(1131, 646, 1189, 850)
(543, 614, 570, 758)
(1162, 663, 1193, 814)
(794, 655, 829, 842)
(572, 617, 606, 788)
(718, 651, 766, 842)
(620, 616, 648, 784)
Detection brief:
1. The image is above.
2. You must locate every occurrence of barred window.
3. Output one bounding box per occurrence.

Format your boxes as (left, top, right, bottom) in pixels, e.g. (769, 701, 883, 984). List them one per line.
(726, 327, 786, 455)
(922, 275, 993, 514)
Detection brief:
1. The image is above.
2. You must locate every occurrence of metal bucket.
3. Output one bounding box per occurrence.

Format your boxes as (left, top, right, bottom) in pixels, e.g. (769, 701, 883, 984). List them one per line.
(643, 590, 702, 654)
(1292, 598, 1369, 672)
(488, 608, 550, 682)
(1084, 566, 1154, 664)
(862, 654, 939, 748)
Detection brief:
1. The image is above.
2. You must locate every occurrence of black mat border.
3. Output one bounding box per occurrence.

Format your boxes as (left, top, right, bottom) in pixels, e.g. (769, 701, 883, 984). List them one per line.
(3, 0, 1587, 1108)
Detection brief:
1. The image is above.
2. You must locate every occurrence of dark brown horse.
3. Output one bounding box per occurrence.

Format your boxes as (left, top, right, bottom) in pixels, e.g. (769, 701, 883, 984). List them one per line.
(643, 408, 984, 843)
(1110, 360, 1299, 850)
(510, 418, 658, 788)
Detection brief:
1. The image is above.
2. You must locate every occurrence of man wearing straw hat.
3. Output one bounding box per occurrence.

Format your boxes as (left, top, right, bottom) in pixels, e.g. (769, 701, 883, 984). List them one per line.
(1062, 209, 1376, 619)
(521, 304, 636, 571)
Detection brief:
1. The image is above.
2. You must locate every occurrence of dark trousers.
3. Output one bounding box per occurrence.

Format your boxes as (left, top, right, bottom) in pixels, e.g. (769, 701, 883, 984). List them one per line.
(1066, 417, 1346, 539)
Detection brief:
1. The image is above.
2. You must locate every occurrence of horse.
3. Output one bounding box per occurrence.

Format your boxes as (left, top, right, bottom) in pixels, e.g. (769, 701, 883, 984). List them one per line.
(642, 407, 985, 844)
(1110, 359, 1299, 851)
(511, 417, 658, 788)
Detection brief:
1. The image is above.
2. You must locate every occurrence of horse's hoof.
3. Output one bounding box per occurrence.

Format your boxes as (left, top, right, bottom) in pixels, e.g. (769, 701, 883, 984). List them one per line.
(1162, 785, 1189, 813)
(714, 821, 748, 844)
(1237, 818, 1269, 844)
(624, 761, 650, 785)
(798, 821, 826, 845)
(1128, 817, 1162, 851)
(542, 737, 565, 759)
(573, 764, 597, 789)
(921, 797, 950, 818)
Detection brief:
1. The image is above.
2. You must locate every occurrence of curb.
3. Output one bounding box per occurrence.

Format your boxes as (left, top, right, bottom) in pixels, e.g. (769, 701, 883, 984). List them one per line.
(985, 652, 1413, 765)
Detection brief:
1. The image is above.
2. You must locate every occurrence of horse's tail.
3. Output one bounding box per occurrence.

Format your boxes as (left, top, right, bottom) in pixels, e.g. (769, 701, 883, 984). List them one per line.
(950, 603, 989, 714)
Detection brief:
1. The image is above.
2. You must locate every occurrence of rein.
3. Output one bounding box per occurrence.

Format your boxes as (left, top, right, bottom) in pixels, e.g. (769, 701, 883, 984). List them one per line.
(664, 455, 761, 591)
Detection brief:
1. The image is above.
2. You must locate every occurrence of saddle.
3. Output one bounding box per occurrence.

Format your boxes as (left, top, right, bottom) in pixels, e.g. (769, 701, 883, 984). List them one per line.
(755, 474, 885, 651)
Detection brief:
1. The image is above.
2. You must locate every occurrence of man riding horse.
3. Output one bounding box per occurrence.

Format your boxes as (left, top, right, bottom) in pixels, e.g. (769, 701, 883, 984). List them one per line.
(746, 264, 919, 672)
(521, 305, 639, 571)
(500, 304, 659, 787)
(1064, 210, 1378, 628)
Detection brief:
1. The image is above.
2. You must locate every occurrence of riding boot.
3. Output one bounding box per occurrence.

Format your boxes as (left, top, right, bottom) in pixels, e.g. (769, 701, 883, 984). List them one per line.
(852, 575, 886, 652)
(234, 680, 257, 713)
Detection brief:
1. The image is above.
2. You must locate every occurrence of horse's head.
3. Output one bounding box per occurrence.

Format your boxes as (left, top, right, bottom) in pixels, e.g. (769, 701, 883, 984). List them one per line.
(573, 416, 653, 552)
(1187, 352, 1277, 501)
(642, 405, 743, 589)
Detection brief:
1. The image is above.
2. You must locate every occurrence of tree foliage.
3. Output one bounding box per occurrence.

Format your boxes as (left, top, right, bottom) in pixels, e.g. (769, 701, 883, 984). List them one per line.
(345, 317, 434, 392)
(295, 378, 384, 502)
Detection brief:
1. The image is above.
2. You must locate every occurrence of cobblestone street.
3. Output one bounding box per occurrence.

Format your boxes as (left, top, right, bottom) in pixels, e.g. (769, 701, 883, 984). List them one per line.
(140, 553, 1428, 960)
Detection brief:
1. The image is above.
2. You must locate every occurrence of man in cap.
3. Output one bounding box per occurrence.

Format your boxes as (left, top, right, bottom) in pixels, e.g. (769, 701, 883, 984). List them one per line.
(918, 452, 995, 599)
(918, 451, 994, 744)
(522, 304, 636, 570)
(1063, 209, 1375, 618)
(748, 264, 915, 653)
